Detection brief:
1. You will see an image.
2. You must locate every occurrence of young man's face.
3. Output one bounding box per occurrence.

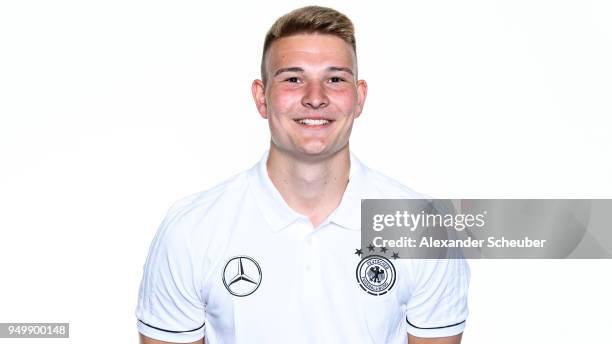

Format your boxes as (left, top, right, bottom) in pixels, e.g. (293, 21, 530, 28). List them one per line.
(252, 33, 367, 161)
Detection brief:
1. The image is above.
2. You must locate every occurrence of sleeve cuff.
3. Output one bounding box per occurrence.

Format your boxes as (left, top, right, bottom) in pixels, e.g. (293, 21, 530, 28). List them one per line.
(406, 318, 466, 338)
(137, 319, 205, 343)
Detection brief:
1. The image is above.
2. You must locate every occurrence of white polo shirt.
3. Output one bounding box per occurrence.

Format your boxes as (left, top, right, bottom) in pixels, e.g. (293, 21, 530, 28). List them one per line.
(136, 151, 469, 343)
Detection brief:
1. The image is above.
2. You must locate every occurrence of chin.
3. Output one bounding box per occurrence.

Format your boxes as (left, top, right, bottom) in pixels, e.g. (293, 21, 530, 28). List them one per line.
(297, 148, 327, 157)
(296, 144, 345, 159)
(299, 141, 329, 153)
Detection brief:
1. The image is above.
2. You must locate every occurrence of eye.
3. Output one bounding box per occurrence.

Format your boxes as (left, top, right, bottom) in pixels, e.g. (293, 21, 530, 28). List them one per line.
(329, 77, 344, 83)
(285, 77, 300, 83)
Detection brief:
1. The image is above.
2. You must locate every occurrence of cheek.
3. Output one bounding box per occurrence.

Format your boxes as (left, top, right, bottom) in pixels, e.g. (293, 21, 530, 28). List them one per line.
(268, 88, 301, 113)
(330, 89, 358, 113)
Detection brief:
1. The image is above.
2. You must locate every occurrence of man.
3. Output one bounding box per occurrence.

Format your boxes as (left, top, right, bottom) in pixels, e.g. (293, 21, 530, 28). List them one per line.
(136, 6, 469, 344)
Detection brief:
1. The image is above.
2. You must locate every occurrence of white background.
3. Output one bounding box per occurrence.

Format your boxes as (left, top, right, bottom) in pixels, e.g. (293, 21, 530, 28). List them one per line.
(1, 0, 611, 343)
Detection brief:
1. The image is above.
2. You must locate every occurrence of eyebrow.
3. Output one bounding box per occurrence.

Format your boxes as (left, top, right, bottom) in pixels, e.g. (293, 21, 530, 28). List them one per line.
(274, 67, 304, 76)
(328, 66, 354, 75)
(273, 66, 354, 77)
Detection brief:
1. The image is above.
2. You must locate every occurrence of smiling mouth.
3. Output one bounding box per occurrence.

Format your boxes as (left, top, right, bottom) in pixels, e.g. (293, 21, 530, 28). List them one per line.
(294, 118, 334, 126)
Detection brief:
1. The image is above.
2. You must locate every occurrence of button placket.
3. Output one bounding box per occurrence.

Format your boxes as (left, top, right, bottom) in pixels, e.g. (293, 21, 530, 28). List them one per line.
(304, 232, 315, 272)
(299, 223, 322, 301)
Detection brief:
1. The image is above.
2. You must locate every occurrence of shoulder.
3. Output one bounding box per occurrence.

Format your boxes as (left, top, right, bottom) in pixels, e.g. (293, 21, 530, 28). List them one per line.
(167, 171, 249, 220)
(356, 157, 429, 200)
(155, 169, 251, 243)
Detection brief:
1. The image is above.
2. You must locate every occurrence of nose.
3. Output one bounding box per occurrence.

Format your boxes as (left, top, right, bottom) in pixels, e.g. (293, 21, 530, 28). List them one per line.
(301, 82, 329, 109)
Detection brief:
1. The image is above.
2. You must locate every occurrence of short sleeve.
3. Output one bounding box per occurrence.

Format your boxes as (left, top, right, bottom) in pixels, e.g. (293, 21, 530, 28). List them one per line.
(136, 207, 206, 343)
(405, 258, 470, 338)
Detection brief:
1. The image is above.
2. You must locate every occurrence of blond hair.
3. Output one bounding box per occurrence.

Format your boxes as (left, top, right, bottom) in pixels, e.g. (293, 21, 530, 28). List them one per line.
(260, 6, 356, 84)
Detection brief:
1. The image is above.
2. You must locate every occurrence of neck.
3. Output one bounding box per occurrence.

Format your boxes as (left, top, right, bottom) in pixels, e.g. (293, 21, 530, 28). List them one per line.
(266, 145, 351, 228)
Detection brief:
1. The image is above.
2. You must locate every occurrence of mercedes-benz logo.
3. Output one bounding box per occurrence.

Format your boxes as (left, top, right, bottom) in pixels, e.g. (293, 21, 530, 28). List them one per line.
(222, 256, 262, 297)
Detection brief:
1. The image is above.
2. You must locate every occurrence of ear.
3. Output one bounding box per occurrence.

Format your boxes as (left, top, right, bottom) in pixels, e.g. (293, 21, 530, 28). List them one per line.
(251, 79, 268, 119)
(354, 79, 368, 118)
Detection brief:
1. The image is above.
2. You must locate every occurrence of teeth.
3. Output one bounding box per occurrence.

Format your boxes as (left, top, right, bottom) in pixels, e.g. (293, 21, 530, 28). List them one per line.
(297, 118, 330, 126)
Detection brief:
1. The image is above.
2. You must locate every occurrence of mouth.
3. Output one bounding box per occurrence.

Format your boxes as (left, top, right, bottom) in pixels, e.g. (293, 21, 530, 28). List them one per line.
(293, 118, 334, 127)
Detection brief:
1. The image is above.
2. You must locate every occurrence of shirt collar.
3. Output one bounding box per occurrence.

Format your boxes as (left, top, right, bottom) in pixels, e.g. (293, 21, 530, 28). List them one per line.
(247, 150, 364, 232)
